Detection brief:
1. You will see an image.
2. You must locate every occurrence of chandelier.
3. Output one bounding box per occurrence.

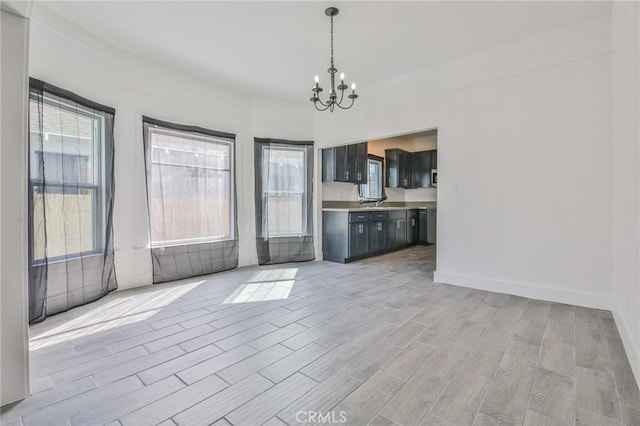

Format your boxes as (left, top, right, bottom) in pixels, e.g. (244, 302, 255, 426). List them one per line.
(310, 7, 358, 112)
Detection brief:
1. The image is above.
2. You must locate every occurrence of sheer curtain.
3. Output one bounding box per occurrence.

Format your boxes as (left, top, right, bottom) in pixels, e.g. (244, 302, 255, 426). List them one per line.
(28, 78, 117, 323)
(254, 138, 315, 265)
(143, 117, 238, 283)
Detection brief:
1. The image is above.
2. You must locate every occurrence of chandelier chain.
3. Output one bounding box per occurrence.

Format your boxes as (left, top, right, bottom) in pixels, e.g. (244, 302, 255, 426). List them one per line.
(330, 15, 334, 68)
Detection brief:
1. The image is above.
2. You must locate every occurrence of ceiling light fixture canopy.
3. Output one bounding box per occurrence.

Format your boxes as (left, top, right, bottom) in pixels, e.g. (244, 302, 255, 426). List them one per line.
(310, 7, 358, 112)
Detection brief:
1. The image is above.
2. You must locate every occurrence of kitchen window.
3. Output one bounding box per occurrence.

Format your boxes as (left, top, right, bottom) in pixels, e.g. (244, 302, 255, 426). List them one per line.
(359, 155, 384, 201)
(147, 126, 235, 246)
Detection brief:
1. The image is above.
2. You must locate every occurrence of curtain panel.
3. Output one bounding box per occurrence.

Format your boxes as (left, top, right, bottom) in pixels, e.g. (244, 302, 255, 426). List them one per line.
(142, 117, 239, 283)
(28, 78, 117, 324)
(254, 138, 315, 265)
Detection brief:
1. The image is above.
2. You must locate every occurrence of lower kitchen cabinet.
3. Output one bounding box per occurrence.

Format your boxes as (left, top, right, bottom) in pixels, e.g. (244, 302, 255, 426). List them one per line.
(407, 210, 418, 244)
(349, 222, 369, 258)
(418, 208, 437, 244)
(387, 210, 407, 249)
(323, 208, 431, 263)
(369, 220, 386, 253)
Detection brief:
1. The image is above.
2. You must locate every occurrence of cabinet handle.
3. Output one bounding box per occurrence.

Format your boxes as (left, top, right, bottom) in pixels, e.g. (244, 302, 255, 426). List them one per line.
(346, 170, 349, 179)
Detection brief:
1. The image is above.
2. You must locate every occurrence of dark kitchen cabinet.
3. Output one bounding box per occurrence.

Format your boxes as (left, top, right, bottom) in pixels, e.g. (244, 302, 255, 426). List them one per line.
(418, 210, 428, 244)
(323, 208, 419, 263)
(322, 142, 368, 184)
(349, 222, 369, 258)
(411, 151, 432, 188)
(369, 220, 386, 253)
(418, 208, 437, 244)
(387, 210, 407, 248)
(431, 149, 438, 170)
(427, 208, 437, 244)
(407, 210, 418, 244)
(385, 148, 412, 188)
(355, 142, 368, 184)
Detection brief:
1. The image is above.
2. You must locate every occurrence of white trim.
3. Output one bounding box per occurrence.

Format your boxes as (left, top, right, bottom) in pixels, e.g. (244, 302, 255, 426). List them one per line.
(611, 301, 640, 389)
(433, 270, 611, 310)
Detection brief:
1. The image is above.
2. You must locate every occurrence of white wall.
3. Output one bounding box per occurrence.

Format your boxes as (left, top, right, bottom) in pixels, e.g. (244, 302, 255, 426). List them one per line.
(611, 1, 640, 384)
(315, 15, 614, 309)
(29, 7, 314, 290)
(1, 10, 30, 406)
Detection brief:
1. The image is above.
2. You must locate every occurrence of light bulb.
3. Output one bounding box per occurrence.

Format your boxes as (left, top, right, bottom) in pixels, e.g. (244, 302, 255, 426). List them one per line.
(351, 82, 356, 90)
(314, 75, 319, 83)
(340, 72, 345, 81)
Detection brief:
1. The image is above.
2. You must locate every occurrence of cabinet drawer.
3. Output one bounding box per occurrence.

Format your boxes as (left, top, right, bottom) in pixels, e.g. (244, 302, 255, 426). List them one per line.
(407, 210, 418, 218)
(369, 211, 388, 221)
(349, 212, 370, 223)
(388, 210, 407, 220)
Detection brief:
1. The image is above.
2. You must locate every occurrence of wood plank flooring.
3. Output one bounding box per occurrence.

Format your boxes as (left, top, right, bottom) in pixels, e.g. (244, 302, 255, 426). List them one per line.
(2, 245, 639, 425)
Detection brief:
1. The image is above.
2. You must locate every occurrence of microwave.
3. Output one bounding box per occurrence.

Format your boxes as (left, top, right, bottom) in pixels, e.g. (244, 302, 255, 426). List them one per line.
(431, 169, 438, 187)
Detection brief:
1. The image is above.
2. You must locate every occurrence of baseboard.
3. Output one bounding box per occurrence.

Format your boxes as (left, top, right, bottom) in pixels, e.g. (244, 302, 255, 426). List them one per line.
(116, 272, 153, 291)
(611, 302, 640, 388)
(433, 270, 611, 310)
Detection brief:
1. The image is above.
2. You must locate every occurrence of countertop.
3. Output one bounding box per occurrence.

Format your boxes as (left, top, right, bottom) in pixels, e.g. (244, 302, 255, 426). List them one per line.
(322, 202, 436, 212)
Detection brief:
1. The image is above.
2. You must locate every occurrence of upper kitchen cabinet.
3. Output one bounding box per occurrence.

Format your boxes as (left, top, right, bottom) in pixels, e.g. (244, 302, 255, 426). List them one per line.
(385, 148, 412, 188)
(322, 142, 368, 184)
(410, 149, 438, 188)
(411, 150, 432, 188)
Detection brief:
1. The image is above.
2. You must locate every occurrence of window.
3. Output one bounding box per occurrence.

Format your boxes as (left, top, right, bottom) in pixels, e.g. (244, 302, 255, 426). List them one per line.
(261, 146, 307, 237)
(29, 94, 105, 261)
(359, 156, 384, 201)
(147, 126, 234, 246)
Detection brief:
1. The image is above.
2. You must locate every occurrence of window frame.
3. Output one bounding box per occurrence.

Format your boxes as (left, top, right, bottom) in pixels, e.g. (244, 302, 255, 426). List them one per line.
(146, 125, 236, 248)
(260, 144, 309, 238)
(29, 93, 106, 265)
(358, 154, 385, 202)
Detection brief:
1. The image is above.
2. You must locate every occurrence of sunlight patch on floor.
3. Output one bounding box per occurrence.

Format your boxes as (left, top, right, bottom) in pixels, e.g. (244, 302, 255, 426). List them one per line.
(30, 280, 204, 350)
(224, 268, 298, 304)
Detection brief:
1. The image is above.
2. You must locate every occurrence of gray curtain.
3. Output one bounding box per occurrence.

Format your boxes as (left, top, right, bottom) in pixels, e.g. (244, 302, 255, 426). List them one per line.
(143, 117, 238, 283)
(28, 78, 117, 324)
(254, 138, 315, 265)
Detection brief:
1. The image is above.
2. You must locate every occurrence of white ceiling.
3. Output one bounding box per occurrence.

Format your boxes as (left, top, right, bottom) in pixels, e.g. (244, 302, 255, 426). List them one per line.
(33, 1, 611, 101)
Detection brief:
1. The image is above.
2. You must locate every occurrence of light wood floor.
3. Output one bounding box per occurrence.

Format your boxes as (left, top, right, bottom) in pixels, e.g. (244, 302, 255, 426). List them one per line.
(2, 245, 639, 426)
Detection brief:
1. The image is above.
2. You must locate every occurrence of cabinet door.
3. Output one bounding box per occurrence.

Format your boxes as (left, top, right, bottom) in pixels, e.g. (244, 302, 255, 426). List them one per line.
(431, 149, 438, 170)
(396, 218, 407, 245)
(334, 146, 350, 182)
(427, 209, 437, 244)
(355, 143, 368, 184)
(418, 211, 428, 243)
(411, 151, 431, 188)
(349, 222, 369, 258)
(385, 149, 399, 188)
(407, 216, 418, 244)
(387, 219, 398, 249)
(369, 221, 386, 253)
(399, 151, 411, 188)
(346, 144, 358, 183)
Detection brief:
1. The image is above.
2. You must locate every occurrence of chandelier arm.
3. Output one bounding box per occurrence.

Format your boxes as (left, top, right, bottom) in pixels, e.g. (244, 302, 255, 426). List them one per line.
(337, 87, 345, 105)
(336, 97, 356, 110)
(314, 101, 331, 112)
(315, 96, 329, 107)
